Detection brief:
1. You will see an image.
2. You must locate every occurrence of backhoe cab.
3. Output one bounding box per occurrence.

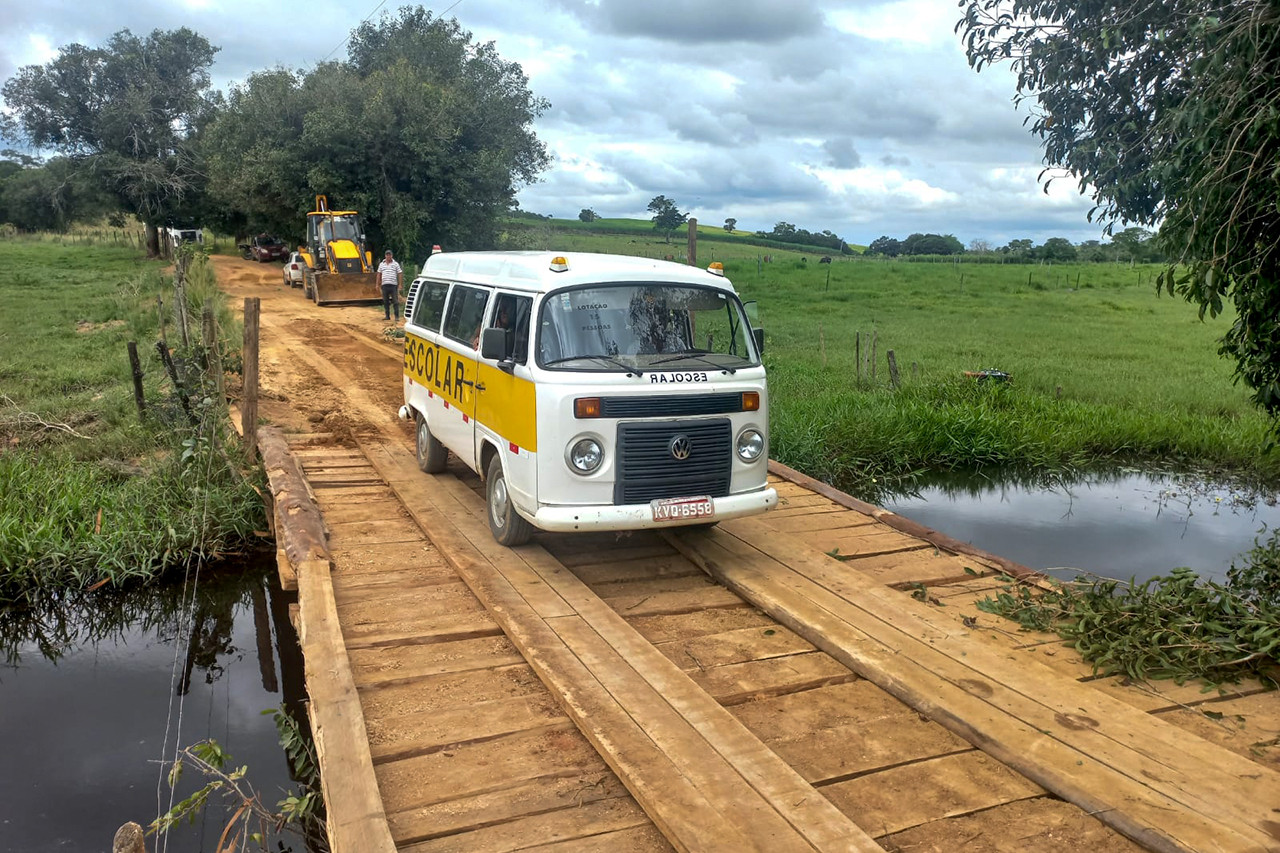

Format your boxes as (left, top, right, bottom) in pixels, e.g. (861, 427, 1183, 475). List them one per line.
(298, 195, 380, 306)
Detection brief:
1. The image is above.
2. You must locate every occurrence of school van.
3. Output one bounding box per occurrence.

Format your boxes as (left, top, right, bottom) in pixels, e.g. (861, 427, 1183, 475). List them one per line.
(397, 251, 778, 545)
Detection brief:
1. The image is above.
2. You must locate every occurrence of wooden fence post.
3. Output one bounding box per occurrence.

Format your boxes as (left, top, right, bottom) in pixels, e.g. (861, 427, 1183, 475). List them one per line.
(855, 332, 861, 386)
(870, 330, 878, 383)
(819, 324, 826, 368)
(202, 306, 224, 399)
(243, 297, 261, 461)
(174, 256, 191, 351)
(686, 217, 697, 268)
(887, 350, 900, 389)
(127, 342, 146, 418)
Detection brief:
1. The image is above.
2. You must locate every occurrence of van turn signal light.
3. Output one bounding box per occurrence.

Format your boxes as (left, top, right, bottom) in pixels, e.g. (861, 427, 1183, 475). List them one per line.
(742, 391, 760, 411)
(574, 397, 602, 418)
(707, 262, 725, 276)
(550, 256, 570, 272)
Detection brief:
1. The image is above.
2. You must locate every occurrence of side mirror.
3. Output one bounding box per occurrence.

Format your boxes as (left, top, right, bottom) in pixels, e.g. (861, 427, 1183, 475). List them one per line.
(480, 327, 511, 362)
(753, 327, 766, 355)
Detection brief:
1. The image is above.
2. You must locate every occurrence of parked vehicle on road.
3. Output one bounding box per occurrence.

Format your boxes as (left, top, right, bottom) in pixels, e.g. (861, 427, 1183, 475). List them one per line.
(282, 251, 306, 288)
(239, 234, 289, 263)
(297, 195, 379, 306)
(164, 226, 203, 252)
(398, 251, 776, 546)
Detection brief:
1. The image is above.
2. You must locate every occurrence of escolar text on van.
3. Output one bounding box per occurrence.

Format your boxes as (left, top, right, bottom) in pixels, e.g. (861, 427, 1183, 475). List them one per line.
(396, 251, 777, 545)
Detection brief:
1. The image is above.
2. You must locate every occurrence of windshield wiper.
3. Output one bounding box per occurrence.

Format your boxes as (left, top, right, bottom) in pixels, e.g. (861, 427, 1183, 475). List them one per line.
(543, 354, 644, 376)
(649, 351, 739, 374)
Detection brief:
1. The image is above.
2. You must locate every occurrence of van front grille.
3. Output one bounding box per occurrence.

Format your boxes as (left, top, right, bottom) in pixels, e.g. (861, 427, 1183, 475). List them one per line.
(600, 393, 744, 418)
(614, 419, 731, 504)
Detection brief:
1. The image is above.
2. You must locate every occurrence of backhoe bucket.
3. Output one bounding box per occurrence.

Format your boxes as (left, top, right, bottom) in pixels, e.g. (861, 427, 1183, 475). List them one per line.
(309, 271, 381, 306)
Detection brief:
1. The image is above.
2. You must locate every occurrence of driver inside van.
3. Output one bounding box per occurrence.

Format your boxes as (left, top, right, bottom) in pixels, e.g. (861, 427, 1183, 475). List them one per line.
(472, 300, 513, 349)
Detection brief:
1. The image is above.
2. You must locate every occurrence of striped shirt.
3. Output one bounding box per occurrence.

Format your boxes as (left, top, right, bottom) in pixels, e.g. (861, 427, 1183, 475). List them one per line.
(377, 259, 402, 288)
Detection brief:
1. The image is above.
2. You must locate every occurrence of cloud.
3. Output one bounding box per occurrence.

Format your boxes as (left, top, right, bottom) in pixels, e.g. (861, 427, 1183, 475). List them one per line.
(822, 137, 862, 169)
(573, 0, 827, 44)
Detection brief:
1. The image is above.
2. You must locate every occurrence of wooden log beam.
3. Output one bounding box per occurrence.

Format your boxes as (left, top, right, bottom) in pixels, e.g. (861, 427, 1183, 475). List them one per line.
(258, 426, 330, 568)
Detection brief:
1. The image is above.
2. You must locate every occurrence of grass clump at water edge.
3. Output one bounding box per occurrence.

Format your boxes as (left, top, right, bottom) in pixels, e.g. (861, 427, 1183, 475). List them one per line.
(0, 241, 263, 602)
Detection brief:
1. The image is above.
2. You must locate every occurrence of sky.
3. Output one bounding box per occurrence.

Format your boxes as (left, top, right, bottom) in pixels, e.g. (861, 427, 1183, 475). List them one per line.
(0, 0, 1111, 248)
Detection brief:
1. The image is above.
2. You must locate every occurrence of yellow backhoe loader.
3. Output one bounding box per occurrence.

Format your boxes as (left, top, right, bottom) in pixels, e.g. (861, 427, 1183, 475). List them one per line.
(298, 195, 380, 306)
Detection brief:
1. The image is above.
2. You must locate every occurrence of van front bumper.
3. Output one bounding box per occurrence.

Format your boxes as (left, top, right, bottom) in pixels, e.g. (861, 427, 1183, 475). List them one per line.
(530, 487, 778, 532)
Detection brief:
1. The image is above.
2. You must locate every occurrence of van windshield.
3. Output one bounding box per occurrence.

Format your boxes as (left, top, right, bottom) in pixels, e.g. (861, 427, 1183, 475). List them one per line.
(536, 283, 759, 372)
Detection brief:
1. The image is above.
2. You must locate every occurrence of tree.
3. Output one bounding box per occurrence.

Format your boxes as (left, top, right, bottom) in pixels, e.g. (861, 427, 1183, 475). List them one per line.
(647, 195, 686, 243)
(1038, 237, 1078, 263)
(578, 208, 597, 223)
(960, 0, 1280, 423)
(968, 238, 993, 254)
(202, 10, 550, 259)
(724, 217, 736, 233)
(902, 233, 963, 256)
(866, 236, 902, 257)
(2, 28, 219, 256)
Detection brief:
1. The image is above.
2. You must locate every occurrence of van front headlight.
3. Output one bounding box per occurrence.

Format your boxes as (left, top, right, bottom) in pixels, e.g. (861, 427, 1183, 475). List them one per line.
(568, 437, 604, 474)
(736, 428, 765, 462)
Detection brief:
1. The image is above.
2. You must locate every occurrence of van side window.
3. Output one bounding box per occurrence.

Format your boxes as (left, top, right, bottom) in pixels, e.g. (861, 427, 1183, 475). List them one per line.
(489, 294, 533, 364)
(413, 281, 450, 331)
(442, 285, 491, 349)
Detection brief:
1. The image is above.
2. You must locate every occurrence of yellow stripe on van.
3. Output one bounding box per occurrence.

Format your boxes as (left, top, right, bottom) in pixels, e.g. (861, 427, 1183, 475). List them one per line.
(403, 333, 476, 414)
(476, 362, 537, 452)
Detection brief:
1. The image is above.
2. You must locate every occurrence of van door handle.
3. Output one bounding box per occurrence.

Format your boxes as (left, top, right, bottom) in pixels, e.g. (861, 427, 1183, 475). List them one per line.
(474, 382, 486, 392)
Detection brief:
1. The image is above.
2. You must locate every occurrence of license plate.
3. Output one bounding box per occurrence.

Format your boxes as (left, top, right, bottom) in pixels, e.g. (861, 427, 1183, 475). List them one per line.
(651, 495, 714, 523)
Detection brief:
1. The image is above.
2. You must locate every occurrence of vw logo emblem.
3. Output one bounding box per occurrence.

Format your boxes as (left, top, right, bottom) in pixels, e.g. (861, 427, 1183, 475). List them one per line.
(669, 435, 692, 461)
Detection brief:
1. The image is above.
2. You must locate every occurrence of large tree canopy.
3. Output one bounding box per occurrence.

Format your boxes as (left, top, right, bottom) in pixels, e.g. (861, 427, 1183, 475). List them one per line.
(202, 8, 550, 259)
(2, 28, 219, 255)
(959, 1, 1280, 424)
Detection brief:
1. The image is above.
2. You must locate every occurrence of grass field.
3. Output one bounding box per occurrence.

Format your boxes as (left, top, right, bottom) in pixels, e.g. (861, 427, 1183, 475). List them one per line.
(497, 224, 1275, 497)
(0, 236, 259, 598)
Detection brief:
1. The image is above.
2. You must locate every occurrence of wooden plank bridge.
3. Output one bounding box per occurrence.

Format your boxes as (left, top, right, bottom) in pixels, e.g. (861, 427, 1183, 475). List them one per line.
(230, 268, 1279, 853)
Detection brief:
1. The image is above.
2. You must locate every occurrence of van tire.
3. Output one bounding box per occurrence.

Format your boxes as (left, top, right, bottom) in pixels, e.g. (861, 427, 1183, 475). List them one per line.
(486, 455, 533, 546)
(415, 414, 448, 474)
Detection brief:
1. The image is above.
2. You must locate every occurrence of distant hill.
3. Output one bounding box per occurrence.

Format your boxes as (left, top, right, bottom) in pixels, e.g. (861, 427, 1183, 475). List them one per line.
(503, 215, 867, 257)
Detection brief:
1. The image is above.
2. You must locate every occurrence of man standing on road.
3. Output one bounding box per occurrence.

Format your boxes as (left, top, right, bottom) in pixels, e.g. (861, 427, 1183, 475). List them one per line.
(377, 250, 403, 321)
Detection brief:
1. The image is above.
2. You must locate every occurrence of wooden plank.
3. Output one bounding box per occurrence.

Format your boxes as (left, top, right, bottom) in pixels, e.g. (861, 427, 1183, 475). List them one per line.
(324, 517, 424, 544)
(367, 693, 572, 764)
(294, 555, 396, 852)
(731, 681, 972, 783)
(880, 796, 1147, 852)
(522, 824, 673, 853)
(850, 550, 997, 586)
(671, 522, 1279, 852)
(359, 441, 773, 853)
(385, 775, 649, 850)
(598, 585, 749, 618)
(821, 751, 1044, 837)
(359, 666, 548, 727)
(689, 653, 857, 707)
(808, 529, 930, 560)
(342, 609, 503, 650)
(627, 608, 777, 645)
(567, 553, 705, 586)
(347, 635, 524, 688)
(656, 624, 816, 671)
(763, 511, 878, 534)
(399, 796, 656, 853)
(376, 727, 609, 819)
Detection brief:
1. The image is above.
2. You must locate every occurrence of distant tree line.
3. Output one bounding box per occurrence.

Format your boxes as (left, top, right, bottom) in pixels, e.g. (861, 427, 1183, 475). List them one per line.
(865, 228, 1162, 263)
(753, 221, 852, 254)
(0, 12, 550, 259)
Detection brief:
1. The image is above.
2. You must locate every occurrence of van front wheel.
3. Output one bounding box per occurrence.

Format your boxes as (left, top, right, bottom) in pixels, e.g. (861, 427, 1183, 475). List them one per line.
(415, 414, 448, 473)
(486, 455, 533, 546)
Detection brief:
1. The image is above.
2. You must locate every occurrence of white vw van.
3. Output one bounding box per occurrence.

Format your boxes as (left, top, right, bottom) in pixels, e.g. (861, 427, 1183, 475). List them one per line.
(397, 251, 777, 545)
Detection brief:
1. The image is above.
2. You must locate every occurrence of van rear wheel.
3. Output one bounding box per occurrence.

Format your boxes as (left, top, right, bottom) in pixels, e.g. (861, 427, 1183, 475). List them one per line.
(415, 414, 448, 474)
(486, 455, 533, 546)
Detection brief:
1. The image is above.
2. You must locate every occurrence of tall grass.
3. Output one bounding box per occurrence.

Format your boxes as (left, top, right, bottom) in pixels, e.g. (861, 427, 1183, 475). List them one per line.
(0, 241, 261, 601)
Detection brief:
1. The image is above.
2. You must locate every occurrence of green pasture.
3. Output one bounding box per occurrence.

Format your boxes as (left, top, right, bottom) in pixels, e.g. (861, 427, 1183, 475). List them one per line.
(517, 229, 1275, 496)
(0, 236, 259, 599)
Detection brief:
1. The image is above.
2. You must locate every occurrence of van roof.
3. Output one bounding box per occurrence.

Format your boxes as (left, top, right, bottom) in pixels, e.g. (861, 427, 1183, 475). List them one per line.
(417, 251, 736, 294)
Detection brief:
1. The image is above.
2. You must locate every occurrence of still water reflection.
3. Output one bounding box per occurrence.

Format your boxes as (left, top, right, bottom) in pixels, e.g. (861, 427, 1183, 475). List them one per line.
(0, 551, 310, 853)
(882, 471, 1280, 584)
